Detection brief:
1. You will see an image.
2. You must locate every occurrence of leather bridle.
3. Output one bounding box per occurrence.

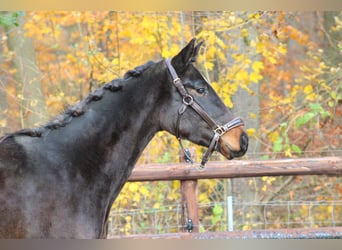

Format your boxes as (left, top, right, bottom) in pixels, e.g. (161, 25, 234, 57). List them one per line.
(165, 59, 245, 168)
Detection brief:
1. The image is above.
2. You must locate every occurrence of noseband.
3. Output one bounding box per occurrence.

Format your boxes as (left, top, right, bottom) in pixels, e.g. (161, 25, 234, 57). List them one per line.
(165, 59, 244, 168)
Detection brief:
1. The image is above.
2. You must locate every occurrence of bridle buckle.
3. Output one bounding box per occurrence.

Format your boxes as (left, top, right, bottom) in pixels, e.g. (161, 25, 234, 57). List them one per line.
(183, 95, 194, 105)
(214, 126, 226, 136)
(173, 77, 181, 84)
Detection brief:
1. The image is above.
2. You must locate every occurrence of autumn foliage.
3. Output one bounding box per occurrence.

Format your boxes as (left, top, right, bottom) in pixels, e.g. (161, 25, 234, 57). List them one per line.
(0, 11, 341, 235)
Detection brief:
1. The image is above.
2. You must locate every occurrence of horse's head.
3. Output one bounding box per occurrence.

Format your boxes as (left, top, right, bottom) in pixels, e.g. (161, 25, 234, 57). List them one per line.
(160, 38, 248, 166)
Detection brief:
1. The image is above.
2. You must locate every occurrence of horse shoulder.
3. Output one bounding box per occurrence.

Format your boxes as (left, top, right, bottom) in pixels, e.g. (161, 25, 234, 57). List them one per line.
(0, 137, 27, 171)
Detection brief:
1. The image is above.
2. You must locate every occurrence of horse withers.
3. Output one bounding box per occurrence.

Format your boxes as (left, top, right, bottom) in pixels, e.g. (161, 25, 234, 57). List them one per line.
(0, 38, 248, 238)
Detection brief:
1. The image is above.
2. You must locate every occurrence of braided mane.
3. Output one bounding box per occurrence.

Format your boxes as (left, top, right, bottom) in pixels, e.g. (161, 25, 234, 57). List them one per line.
(0, 60, 155, 143)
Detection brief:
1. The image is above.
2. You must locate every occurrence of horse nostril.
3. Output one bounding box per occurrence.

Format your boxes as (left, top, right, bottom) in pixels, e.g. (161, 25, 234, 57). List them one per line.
(240, 132, 249, 152)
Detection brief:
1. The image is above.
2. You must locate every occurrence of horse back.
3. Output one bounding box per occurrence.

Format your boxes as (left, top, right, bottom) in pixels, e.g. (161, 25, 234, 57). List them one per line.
(0, 136, 104, 238)
(0, 136, 66, 238)
(0, 137, 29, 237)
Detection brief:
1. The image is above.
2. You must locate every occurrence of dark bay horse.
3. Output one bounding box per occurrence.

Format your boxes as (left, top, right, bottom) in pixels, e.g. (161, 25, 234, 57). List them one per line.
(0, 39, 248, 238)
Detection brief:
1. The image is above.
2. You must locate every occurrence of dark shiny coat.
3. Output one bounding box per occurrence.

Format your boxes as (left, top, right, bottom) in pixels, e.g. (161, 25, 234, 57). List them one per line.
(0, 39, 247, 238)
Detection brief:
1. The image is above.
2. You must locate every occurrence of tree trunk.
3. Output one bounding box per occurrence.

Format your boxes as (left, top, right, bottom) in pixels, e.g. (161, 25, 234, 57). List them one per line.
(322, 11, 342, 66)
(6, 12, 46, 128)
(0, 25, 7, 134)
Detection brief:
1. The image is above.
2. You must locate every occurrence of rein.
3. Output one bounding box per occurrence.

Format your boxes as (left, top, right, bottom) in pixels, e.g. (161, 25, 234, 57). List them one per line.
(165, 59, 244, 168)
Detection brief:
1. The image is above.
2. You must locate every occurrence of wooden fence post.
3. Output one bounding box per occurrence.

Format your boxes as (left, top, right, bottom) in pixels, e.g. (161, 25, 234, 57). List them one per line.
(181, 179, 199, 232)
(179, 148, 199, 233)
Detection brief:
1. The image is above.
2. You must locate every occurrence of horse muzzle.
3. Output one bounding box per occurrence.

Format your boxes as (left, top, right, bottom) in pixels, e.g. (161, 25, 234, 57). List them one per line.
(218, 129, 249, 160)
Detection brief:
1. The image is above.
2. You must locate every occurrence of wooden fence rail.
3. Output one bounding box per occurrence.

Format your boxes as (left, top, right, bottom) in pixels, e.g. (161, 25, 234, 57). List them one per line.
(113, 157, 342, 238)
(128, 157, 342, 182)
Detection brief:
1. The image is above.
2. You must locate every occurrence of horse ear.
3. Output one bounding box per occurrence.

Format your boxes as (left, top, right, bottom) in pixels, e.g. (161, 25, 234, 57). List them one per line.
(191, 41, 204, 62)
(171, 38, 203, 72)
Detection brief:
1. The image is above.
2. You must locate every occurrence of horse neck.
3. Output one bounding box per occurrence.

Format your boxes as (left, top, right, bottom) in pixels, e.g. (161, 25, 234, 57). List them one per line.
(100, 79, 162, 173)
(47, 73, 164, 181)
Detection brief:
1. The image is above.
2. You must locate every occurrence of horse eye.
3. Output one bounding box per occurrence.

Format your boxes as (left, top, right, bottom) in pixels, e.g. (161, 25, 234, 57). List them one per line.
(196, 88, 207, 95)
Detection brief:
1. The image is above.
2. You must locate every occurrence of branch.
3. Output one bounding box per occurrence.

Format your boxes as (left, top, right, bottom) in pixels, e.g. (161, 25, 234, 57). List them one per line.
(260, 176, 295, 204)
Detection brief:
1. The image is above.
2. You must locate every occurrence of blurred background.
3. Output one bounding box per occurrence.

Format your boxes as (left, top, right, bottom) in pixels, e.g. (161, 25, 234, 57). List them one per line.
(0, 11, 341, 236)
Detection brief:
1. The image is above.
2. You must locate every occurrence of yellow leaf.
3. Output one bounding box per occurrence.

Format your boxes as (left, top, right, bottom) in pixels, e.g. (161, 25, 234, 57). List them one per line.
(225, 96, 233, 109)
(125, 215, 132, 222)
(241, 28, 248, 37)
(285, 148, 292, 157)
(256, 42, 266, 53)
(172, 180, 180, 190)
(216, 37, 227, 49)
(250, 72, 263, 83)
(306, 93, 316, 101)
(246, 128, 256, 137)
(303, 85, 313, 94)
(304, 85, 316, 101)
(133, 193, 140, 202)
(67, 54, 76, 63)
(205, 61, 214, 70)
(269, 131, 279, 143)
(140, 186, 148, 196)
(252, 61, 264, 73)
(249, 112, 257, 119)
(0, 119, 6, 127)
(269, 56, 277, 64)
(199, 193, 210, 203)
(278, 44, 287, 55)
(267, 177, 276, 185)
(236, 70, 249, 82)
(128, 183, 138, 192)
